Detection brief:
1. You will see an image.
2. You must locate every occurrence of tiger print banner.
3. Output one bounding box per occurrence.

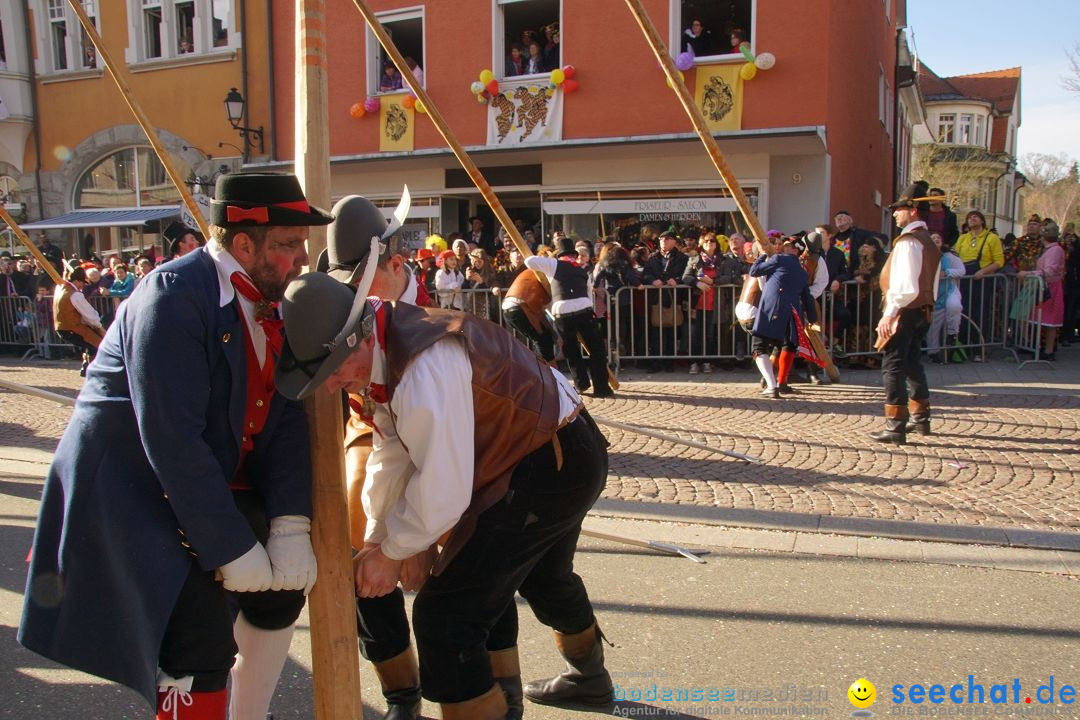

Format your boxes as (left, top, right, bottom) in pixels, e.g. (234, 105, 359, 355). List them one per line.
(486, 78, 563, 146)
(380, 95, 415, 152)
(694, 64, 743, 133)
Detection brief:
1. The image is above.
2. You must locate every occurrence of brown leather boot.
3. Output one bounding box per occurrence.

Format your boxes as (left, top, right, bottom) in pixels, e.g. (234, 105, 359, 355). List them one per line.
(905, 398, 931, 435)
(490, 647, 523, 720)
(869, 404, 908, 444)
(440, 685, 509, 720)
(372, 646, 421, 720)
(523, 623, 613, 707)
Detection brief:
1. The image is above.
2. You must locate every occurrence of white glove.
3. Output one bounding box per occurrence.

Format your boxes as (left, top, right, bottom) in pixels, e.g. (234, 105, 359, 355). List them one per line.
(218, 543, 273, 592)
(266, 515, 318, 595)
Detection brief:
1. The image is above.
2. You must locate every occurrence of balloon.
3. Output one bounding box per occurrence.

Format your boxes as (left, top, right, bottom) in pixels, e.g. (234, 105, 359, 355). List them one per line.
(363, 97, 380, 113)
(402, 95, 416, 109)
(739, 62, 757, 81)
(470, 80, 485, 94)
(739, 42, 755, 62)
(562, 78, 579, 94)
(486, 79, 499, 95)
(562, 65, 576, 79)
(675, 52, 695, 72)
(479, 69, 494, 85)
(665, 70, 685, 89)
(415, 100, 427, 114)
(349, 102, 366, 119)
(550, 68, 565, 85)
(754, 52, 776, 71)
(476, 93, 488, 104)
(545, 88, 555, 97)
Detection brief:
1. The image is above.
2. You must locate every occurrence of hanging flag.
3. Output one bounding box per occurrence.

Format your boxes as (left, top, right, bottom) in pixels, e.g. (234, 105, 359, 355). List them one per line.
(486, 79, 563, 146)
(379, 97, 414, 152)
(694, 64, 742, 132)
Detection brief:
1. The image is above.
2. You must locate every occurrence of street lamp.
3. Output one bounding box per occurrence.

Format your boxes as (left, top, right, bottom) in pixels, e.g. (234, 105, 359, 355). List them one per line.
(223, 87, 264, 156)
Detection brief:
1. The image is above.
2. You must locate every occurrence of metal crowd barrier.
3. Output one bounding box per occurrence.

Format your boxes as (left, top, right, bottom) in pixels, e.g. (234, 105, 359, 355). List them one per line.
(0, 294, 115, 360)
(1006, 275, 1050, 369)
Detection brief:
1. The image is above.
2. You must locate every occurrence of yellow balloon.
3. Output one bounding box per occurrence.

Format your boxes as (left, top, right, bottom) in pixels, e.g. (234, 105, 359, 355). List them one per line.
(479, 69, 494, 85)
(665, 70, 685, 89)
(415, 100, 427, 114)
(550, 68, 565, 85)
(740, 62, 757, 81)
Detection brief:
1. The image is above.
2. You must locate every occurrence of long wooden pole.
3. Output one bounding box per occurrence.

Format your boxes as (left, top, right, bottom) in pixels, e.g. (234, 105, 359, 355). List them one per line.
(295, 1, 363, 718)
(66, 1, 210, 240)
(0, 207, 64, 285)
(622, 0, 766, 246)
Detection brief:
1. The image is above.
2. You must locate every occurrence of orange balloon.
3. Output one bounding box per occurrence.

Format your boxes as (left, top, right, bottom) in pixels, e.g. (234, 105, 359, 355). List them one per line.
(349, 102, 366, 119)
(402, 95, 416, 109)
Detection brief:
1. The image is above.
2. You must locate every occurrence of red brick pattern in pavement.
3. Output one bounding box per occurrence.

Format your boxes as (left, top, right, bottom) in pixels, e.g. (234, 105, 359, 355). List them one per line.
(2, 359, 1079, 533)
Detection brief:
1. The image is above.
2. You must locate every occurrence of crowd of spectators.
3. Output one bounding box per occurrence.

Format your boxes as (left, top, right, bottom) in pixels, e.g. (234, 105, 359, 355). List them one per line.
(505, 22, 560, 77)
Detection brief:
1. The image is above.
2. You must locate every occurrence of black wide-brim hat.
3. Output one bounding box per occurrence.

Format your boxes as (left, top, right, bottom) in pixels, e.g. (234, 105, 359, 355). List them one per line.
(323, 189, 411, 284)
(888, 179, 933, 210)
(276, 272, 374, 401)
(162, 220, 200, 243)
(211, 172, 334, 228)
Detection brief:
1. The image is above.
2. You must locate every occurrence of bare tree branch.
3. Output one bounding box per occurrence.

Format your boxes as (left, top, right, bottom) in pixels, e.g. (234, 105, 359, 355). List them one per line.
(1064, 42, 1080, 94)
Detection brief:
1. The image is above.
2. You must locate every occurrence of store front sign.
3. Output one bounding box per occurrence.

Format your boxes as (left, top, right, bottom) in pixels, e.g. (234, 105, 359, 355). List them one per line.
(543, 196, 739, 217)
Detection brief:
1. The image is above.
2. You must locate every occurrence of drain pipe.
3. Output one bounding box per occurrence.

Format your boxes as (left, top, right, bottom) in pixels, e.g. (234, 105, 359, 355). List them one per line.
(21, 0, 45, 220)
(265, 0, 277, 160)
(239, 0, 250, 164)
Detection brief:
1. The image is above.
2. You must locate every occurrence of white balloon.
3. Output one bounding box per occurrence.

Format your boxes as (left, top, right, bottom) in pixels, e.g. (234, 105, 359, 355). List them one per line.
(754, 52, 776, 71)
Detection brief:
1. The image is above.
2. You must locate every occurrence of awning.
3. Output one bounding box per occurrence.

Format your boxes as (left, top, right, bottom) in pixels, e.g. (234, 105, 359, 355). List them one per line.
(21, 206, 181, 230)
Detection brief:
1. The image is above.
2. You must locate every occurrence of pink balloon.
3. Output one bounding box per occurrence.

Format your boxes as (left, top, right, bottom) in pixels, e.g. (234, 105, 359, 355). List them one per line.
(363, 97, 380, 114)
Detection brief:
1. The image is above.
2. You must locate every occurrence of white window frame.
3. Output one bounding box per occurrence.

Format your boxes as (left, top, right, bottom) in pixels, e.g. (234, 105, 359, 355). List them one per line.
(975, 114, 985, 147)
(957, 113, 973, 145)
(493, 0, 561, 81)
(368, 6, 425, 96)
(37, 0, 98, 74)
(74, 145, 187, 209)
(937, 113, 955, 143)
(878, 66, 886, 126)
(126, 0, 237, 64)
(668, 0, 757, 65)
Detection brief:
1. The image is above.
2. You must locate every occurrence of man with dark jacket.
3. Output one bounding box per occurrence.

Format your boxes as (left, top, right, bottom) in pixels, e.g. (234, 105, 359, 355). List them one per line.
(833, 211, 889, 264)
(20, 173, 331, 720)
(643, 231, 689, 372)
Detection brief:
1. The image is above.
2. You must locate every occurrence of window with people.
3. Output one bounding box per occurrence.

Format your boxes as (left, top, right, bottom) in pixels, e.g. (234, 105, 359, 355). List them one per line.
(499, 0, 559, 78)
(371, 12, 424, 93)
(43, 0, 97, 73)
(135, 0, 231, 62)
(675, 0, 753, 60)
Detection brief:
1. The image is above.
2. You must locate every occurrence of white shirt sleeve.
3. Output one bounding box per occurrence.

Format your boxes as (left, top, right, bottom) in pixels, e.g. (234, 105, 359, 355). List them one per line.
(70, 291, 102, 328)
(809, 257, 829, 299)
(524, 255, 558, 279)
(882, 238, 923, 318)
(435, 269, 462, 292)
(363, 338, 475, 560)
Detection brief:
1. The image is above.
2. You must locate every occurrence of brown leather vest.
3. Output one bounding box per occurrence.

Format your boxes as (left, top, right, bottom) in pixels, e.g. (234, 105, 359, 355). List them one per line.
(879, 227, 941, 311)
(383, 301, 566, 573)
(54, 283, 102, 347)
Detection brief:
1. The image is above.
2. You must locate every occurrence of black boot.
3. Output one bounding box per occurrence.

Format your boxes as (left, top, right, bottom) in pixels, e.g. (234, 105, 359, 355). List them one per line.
(904, 398, 931, 436)
(490, 647, 524, 720)
(524, 623, 613, 707)
(373, 647, 422, 720)
(869, 404, 908, 445)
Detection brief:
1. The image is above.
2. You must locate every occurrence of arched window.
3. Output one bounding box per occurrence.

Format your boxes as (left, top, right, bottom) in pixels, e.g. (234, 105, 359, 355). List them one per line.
(74, 146, 187, 209)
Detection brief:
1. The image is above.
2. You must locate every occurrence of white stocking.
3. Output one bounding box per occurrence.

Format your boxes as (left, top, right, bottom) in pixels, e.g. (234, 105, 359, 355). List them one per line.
(755, 354, 777, 389)
(228, 613, 295, 720)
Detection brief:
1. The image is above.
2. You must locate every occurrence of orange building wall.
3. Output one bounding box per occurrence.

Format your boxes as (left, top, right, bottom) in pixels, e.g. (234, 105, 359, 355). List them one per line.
(26, 0, 269, 176)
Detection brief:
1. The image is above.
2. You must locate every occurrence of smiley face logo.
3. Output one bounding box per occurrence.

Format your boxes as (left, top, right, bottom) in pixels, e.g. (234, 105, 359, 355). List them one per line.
(848, 678, 876, 709)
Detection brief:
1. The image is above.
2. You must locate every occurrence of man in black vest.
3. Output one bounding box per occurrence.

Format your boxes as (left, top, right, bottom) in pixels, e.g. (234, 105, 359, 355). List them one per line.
(872, 180, 942, 445)
(524, 237, 613, 397)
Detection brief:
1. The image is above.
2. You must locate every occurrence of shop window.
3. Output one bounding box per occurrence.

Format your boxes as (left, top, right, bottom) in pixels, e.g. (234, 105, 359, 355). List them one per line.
(674, 0, 753, 60)
(498, 0, 559, 79)
(75, 146, 186, 209)
(131, 0, 234, 62)
(368, 9, 424, 94)
(937, 113, 955, 143)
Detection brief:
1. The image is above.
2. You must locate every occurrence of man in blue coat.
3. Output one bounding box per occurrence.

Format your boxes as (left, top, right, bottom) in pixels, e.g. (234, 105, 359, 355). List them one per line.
(19, 173, 333, 720)
(750, 234, 817, 399)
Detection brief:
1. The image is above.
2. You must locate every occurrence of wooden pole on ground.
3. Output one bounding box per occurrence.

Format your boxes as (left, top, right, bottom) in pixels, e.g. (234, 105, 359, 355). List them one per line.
(66, 1, 210, 240)
(349, 0, 618, 390)
(295, 1, 363, 718)
(621, 0, 765, 246)
(0, 207, 64, 285)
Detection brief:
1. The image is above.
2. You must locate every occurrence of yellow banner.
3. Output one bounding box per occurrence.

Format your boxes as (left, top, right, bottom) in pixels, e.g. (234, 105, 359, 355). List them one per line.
(694, 64, 742, 132)
(380, 97, 414, 152)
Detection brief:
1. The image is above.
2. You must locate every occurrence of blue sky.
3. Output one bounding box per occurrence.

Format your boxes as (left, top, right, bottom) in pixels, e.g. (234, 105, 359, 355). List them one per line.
(907, 0, 1080, 164)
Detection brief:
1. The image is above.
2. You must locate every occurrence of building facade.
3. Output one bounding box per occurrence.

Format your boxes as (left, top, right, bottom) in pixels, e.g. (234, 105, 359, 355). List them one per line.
(264, 0, 919, 246)
(913, 64, 1023, 236)
(1, 0, 270, 258)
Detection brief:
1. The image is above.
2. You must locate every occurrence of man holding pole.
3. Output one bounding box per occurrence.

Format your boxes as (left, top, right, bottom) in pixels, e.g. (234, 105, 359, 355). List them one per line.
(19, 173, 331, 720)
(871, 180, 941, 444)
(276, 270, 614, 720)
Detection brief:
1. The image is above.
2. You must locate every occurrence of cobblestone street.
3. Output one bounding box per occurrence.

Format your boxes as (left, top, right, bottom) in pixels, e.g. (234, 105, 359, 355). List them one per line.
(3, 352, 1078, 535)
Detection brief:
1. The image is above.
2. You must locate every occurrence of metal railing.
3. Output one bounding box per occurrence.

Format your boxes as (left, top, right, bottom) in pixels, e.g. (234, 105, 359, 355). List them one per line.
(0, 294, 114, 359)
(1006, 275, 1050, 369)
